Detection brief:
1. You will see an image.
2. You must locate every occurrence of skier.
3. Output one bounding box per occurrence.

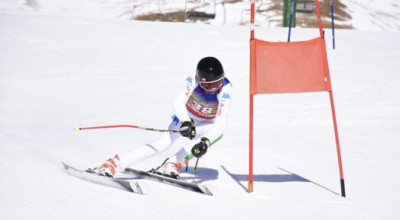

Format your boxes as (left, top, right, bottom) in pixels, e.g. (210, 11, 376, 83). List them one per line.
(90, 57, 232, 179)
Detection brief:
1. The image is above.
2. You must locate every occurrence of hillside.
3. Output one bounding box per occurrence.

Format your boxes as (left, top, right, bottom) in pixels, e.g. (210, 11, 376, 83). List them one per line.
(1, 1, 400, 220)
(1, 0, 400, 31)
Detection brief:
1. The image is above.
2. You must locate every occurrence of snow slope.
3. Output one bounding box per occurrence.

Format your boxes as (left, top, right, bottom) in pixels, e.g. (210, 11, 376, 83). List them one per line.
(1, 0, 400, 31)
(1, 4, 400, 220)
(346, 0, 400, 31)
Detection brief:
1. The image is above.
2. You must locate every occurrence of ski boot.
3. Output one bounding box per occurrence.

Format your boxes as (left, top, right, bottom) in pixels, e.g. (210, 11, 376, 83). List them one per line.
(150, 158, 182, 179)
(87, 154, 121, 177)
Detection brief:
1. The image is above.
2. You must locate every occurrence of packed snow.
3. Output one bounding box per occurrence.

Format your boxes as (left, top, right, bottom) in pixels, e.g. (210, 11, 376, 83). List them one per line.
(1, 1, 400, 220)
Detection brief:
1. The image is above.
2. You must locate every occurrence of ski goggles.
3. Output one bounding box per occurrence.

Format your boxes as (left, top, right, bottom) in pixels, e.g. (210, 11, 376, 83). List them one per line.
(198, 78, 224, 93)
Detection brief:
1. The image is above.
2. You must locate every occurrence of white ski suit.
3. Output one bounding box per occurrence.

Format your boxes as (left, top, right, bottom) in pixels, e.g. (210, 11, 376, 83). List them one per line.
(118, 75, 232, 170)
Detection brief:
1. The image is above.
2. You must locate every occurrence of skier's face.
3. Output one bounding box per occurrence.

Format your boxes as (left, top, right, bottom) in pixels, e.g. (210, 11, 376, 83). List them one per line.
(199, 78, 223, 94)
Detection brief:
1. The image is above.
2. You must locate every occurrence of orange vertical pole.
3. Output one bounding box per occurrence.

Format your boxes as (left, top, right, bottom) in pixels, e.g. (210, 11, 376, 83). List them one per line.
(314, 0, 324, 38)
(329, 91, 346, 197)
(249, 94, 254, 193)
(250, 0, 255, 39)
(248, 0, 255, 193)
(316, 0, 346, 197)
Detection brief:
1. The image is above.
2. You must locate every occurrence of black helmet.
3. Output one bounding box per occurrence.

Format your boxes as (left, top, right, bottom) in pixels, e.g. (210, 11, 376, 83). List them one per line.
(196, 57, 225, 93)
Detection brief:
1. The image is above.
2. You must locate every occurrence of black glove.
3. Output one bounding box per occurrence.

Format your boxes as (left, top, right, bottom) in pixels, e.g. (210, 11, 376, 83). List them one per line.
(180, 118, 196, 140)
(191, 137, 210, 158)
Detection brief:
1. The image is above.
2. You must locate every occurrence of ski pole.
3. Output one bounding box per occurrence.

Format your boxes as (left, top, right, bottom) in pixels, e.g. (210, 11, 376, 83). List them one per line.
(75, 124, 180, 133)
(184, 155, 200, 172)
(194, 157, 200, 172)
(184, 135, 224, 171)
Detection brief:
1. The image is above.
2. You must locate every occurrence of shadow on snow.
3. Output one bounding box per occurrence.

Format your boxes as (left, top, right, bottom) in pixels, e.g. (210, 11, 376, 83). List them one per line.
(221, 165, 339, 196)
(179, 167, 219, 184)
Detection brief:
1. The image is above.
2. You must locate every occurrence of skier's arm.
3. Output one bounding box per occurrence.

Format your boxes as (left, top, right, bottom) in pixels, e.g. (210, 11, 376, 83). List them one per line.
(172, 76, 194, 123)
(185, 83, 232, 160)
(201, 83, 232, 144)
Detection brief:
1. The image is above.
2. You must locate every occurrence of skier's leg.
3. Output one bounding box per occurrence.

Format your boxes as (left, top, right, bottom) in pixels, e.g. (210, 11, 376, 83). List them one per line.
(92, 120, 181, 176)
(118, 121, 181, 169)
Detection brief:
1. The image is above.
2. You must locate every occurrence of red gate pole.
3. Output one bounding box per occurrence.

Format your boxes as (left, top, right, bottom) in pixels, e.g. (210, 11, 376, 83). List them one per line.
(329, 91, 346, 197)
(315, 0, 346, 197)
(250, 0, 255, 39)
(248, 0, 255, 193)
(249, 94, 254, 193)
(315, 0, 324, 38)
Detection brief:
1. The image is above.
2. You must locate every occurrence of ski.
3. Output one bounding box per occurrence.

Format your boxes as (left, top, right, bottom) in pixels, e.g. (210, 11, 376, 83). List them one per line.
(61, 162, 146, 194)
(124, 168, 214, 196)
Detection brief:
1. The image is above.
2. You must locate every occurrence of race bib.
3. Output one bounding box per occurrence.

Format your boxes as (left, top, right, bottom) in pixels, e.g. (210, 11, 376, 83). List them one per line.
(186, 86, 219, 119)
